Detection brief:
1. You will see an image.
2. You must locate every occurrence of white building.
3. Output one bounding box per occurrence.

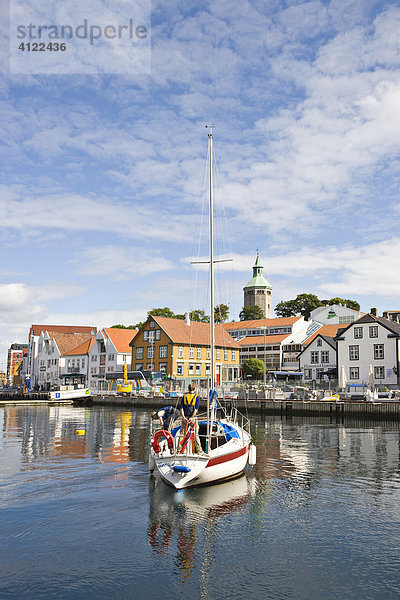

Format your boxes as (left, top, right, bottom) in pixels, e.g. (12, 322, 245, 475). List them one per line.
(336, 314, 400, 388)
(35, 330, 95, 390)
(89, 328, 138, 391)
(298, 333, 337, 382)
(223, 316, 316, 373)
(27, 324, 96, 387)
(310, 304, 364, 326)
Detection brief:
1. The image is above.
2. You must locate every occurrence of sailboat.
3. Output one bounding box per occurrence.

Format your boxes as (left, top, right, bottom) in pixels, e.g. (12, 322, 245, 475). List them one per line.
(149, 128, 256, 489)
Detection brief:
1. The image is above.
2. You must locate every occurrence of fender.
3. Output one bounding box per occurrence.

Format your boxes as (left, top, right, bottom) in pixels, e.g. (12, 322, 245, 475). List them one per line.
(152, 429, 174, 454)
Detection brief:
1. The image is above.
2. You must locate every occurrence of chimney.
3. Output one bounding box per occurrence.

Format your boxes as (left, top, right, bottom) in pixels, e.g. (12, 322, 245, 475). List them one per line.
(370, 308, 378, 317)
(184, 312, 190, 326)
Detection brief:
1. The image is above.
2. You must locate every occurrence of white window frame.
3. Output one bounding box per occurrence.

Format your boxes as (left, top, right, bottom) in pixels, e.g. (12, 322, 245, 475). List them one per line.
(374, 366, 384, 379)
(349, 345, 359, 361)
(321, 351, 329, 363)
(350, 367, 359, 379)
(159, 345, 168, 358)
(178, 346, 184, 359)
(369, 326, 378, 338)
(354, 327, 363, 339)
(374, 344, 384, 359)
(311, 351, 319, 364)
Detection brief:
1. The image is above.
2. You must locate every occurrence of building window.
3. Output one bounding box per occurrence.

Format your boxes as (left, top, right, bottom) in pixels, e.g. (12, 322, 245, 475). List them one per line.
(81, 360, 85, 368)
(374, 366, 384, 379)
(136, 363, 143, 371)
(311, 351, 319, 364)
(317, 339, 322, 347)
(143, 331, 149, 341)
(369, 326, 378, 338)
(178, 346, 183, 359)
(232, 350, 236, 361)
(207, 348, 211, 359)
(224, 349, 228, 361)
(189, 347, 194, 359)
(354, 327, 363, 339)
(147, 346, 154, 359)
(177, 363, 183, 375)
(205, 364, 210, 373)
(349, 345, 359, 360)
(159, 345, 168, 358)
(149, 321, 155, 328)
(155, 329, 161, 340)
(159, 362, 167, 373)
(136, 347, 143, 359)
(195, 364, 201, 375)
(374, 344, 384, 359)
(188, 364, 194, 375)
(216, 348, 220, 360)
(321, 351, 329, 363)
(196, 347, 201, 359)
(146, 363, 153, 370)
(123, 355, 127, 362)
(350, 367, 359, 379)
(304, 369, 312, 379)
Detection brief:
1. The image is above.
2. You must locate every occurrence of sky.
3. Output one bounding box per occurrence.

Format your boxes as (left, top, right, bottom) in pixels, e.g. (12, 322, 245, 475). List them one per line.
(1, 0, 400, 369)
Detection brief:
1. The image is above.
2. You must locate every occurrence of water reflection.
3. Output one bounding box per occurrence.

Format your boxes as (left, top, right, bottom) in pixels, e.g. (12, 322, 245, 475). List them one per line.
(1, 406, 400, 599)
(147, 475, 253, 579)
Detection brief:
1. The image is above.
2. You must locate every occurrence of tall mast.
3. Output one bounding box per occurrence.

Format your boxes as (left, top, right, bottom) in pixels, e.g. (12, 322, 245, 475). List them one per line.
(208, 129, 215, 390)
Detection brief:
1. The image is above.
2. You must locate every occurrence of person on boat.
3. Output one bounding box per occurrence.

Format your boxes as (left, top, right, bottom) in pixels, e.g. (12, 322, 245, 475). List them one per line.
(179, 384, 203, 454)
(151, 406, 180, 431)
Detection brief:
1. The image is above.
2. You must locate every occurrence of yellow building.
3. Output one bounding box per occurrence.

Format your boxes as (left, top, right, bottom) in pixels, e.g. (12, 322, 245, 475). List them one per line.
(129, 315, 240, 390)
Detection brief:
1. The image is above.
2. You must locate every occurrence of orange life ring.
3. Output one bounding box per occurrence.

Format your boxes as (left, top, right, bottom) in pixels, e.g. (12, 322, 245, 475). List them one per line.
(152, 429, 174, 454)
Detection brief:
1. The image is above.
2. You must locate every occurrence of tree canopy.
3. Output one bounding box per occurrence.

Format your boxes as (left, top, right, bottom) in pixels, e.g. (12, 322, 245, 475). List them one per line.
(275, 293, 360, 320)
(214, 303, 230, 323)
(242, 358, 265, 380)
(239, 305, 265, 321)
(110, 324, 137, 329)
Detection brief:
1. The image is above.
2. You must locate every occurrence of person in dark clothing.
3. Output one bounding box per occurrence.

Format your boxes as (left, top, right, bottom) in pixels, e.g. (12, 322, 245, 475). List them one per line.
(152, 405, 180, 431)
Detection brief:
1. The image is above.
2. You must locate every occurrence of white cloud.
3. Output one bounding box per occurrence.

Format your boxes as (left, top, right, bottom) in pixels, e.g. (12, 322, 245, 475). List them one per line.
(78, 245, 175, 277)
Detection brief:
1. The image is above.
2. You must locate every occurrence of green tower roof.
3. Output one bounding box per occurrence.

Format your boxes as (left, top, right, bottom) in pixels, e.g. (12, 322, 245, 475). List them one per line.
(243, 253, 272, 289)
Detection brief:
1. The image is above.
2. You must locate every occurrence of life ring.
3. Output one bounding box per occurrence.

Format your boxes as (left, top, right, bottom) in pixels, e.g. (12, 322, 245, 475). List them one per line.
(152, 429, 174, 454)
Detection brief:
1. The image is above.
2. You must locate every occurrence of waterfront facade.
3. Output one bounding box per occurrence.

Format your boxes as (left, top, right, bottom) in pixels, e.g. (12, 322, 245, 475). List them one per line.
(130, 315, 240, 389)
(28, 324, 96, 387)
(223, 316, 312, 372)
(35, 330, 95, 390)
(336, 314, 400, 387)
(6, 343, 28, 386)
(88, 328, 138, 391)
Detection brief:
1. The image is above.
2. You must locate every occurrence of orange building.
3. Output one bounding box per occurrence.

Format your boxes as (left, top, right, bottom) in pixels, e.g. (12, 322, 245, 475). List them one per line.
(129, 316, 240, 390)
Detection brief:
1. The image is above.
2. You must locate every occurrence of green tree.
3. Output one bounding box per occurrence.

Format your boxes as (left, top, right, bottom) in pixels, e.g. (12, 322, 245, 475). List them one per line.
(110, 324, 138, 329)
(214, 303, 229, 323)
(147, 307, 176, 318)
(189, 309, 210, 323)
(242, 358, 265, 380)
(275, 293, 322, 320)
(239, 305, 265, 321)
(325, 297, 360, 311)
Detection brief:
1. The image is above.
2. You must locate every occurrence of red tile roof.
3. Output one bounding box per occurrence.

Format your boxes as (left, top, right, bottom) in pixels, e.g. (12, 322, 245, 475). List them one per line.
(302, 324, 344, 345)
(104, 328, 138, 353)
(222, 316, 302, 331)
(150, 316, 239, 348)
(64, 337, 96, 356)
(30, 324, 96, 340)
(50, 333, 95, 356)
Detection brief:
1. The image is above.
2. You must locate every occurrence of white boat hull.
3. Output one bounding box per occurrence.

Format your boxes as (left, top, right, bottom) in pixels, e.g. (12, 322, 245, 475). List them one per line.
(152, 433, 251, 490)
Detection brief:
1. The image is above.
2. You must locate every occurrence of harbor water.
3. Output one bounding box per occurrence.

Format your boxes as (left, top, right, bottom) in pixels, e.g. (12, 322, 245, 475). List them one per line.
(1, 405, 399, 600)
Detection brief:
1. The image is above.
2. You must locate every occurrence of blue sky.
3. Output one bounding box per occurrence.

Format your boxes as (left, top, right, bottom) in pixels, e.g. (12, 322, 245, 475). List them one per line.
(1, 0, 400, 368)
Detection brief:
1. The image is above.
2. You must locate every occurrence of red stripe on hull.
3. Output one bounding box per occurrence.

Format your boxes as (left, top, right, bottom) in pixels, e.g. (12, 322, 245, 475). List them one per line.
(206, 444, 249, 467)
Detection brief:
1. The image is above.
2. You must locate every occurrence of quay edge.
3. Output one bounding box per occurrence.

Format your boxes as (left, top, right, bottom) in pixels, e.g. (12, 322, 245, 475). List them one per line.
(88, 394, 400, 419)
